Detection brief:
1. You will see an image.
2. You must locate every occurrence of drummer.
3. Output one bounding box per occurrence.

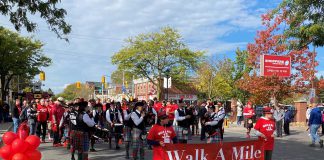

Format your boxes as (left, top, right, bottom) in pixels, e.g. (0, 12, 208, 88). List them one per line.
(106, 102, 123, 150)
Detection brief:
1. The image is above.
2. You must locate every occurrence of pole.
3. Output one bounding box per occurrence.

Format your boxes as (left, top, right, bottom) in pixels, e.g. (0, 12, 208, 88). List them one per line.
(17, 75, 19, 93)
(101, 83, 104, 102)
(167, 75, 169, 101)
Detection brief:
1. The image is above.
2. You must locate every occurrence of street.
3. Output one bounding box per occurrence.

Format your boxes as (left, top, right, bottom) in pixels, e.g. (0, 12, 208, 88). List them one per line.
(38, 126, 324, 160)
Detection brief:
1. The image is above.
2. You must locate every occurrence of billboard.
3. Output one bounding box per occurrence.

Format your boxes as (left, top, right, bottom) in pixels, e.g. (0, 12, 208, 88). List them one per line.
(260, 55, 291, 77)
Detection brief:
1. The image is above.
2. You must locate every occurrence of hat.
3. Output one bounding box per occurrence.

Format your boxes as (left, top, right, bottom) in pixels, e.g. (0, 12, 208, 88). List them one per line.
(57, 97, 65, 102)
(263, 107, 273, 114)
(158, 111, 168, 119)
(135, 102, 144, 108)
(247, 101, 252, 106)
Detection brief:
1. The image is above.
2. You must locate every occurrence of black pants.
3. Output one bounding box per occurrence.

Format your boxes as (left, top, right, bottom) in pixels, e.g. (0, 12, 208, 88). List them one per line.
(200, 125, 206, 140)
(276, 120, 283, 137)
(36, 121, 47, 140)
(53, 127, 64, 144)
(284, 121, 290, 135)
(322, 123, 324, 135)
(264, 150, 272, 160)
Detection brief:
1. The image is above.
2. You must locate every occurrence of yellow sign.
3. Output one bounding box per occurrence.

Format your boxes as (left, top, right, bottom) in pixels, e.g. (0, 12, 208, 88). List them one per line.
(39, 71, 45, 81)
(76, 81, 81, 89)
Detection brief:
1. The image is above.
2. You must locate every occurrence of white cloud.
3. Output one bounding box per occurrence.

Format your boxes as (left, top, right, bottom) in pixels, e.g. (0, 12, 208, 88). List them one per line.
(0, 0, 270, 94)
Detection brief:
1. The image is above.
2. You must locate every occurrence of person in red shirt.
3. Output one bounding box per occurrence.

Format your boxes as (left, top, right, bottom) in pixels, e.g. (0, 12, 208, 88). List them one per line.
(52, 97, 66, 147)
(166, 100, 177, 126)
(147, 111, 178, 160)
(254, 107, 275, 160)
(153, 97, 163, 113)
(46, 99, 54, 141)
(37, 99, 49, 142)
(243, 102, 255, 138)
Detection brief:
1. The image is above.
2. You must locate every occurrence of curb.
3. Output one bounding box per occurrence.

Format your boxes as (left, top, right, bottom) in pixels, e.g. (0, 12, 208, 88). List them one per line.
(0, 123, 13, 146)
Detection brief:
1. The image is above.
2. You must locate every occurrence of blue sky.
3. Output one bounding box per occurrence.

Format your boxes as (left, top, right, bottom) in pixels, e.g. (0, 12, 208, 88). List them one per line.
(0, 0, 323, 94)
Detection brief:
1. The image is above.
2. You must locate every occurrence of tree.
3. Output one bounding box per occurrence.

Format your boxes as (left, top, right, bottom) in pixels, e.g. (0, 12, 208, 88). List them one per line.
(56, 83, 94, 101)
(112, 27, 204, 100)
(274, 0, 324, 48)
(0, 0, 71, 39)
(0, 27, 51, 102)
(111, 69, 136, 85)
(194, 61, 216, 99)
(238, 11, 316, 105)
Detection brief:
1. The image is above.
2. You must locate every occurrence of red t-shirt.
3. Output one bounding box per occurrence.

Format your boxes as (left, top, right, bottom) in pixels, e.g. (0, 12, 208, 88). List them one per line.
(51, 103, 65, 124)
(154, 102, 163, 113)
(47, 105, 53, 121)
(254, 117, 276, 150)
(37, 105, 48, 122)
(166, 104, 178, 120)
(243, 107, 255, 119)
(147, 124, 177, 160)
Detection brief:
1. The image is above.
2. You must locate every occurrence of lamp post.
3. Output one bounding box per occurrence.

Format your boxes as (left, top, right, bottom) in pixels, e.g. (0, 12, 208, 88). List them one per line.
(165, 69, 170, 101)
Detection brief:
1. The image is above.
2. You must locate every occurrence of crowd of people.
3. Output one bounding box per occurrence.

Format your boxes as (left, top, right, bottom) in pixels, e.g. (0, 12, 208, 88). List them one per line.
(2, 96, 324, 160)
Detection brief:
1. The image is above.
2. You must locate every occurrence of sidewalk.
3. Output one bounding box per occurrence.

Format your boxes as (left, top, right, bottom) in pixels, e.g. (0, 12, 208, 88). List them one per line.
(0, 122, 13, 145)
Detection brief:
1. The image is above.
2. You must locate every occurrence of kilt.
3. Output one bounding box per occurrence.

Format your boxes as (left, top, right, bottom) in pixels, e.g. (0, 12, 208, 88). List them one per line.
(206, 128, 221, 143)
(123, 126, 132, 142)
(131, 128, 144, 149)
(244, 118, 253, 129)
(63, 126, 70, 138)
(175, 126, 189, 140)
(70, 130, 89, 153)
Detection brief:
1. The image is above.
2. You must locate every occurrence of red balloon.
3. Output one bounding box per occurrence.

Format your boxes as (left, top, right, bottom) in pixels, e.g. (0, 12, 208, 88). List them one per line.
(18, 123, 30, 140)
(11, 139, 28, 153)
(0, 145, 13, 159)
(12, 153, 28, 160)
(2, 132, 18, 145)
(25, 150, 41, 160)
(24, 135, 41, 150)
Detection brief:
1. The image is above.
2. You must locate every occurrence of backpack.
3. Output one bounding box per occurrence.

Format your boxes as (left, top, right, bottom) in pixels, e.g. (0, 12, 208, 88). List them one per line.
(19, 107, 28, 122)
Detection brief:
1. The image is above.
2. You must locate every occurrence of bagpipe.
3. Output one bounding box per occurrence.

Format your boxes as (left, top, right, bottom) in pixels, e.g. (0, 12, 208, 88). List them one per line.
(203, 113, 218, 137)
(143, 106, 156, 126)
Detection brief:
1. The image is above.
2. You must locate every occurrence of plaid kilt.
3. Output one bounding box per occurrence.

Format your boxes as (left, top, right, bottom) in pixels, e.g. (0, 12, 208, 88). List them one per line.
(131, 128, 144, 149)
(175, 126, 189, 140)
(63, 126, 70, 138)
(123, 126, 132, 142)
(206, 128, 221, 144)
(70, 130, 89, 153)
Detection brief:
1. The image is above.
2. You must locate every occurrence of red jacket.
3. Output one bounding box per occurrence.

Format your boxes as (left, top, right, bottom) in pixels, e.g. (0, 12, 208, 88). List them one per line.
(254, 117, 276, 150)
(51, 103, 65, 124)
(243, 107, 255, 119)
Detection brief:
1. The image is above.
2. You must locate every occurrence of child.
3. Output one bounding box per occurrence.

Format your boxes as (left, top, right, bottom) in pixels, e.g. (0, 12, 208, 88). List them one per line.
(254, 107, 275, 160)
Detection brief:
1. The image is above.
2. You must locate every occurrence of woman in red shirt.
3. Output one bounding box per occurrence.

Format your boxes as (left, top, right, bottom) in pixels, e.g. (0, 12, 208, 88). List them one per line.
(243, 102, 255, 138)
(254, 107, 275, 160)
(147, 111, 178, 160)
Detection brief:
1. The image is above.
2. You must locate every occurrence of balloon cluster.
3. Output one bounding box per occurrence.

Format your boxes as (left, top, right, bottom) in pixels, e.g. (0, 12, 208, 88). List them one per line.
(0, 131, 42, 160)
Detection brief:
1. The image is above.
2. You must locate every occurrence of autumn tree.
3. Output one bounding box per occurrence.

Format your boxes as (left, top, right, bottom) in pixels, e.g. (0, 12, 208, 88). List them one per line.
(274, 0, 324, 48)
(238, 11, 316, 105)
(112, 27, 204, 100)
(111, 69, 136, 85)
(56, 83, 94, 101)
(0, 27, 51, 102)
(0, 0, 71, 39)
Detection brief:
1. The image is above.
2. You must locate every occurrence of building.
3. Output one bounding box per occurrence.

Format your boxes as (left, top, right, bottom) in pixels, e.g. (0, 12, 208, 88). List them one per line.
(85, 81, 131, 101)
(133, 77, 198, 101)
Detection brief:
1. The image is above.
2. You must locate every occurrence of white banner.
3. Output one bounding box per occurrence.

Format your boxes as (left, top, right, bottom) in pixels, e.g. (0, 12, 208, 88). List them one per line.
(163, 77, 172, 88)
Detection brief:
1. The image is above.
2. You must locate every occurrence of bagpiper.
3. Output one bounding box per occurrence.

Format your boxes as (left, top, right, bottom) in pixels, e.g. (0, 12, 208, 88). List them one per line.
(174, 99, 191, 144)
(106, 102, 123, 150)
(130, 102, 146, 160)
(122, 101, 133, 159)
(204, 105, 222, 143)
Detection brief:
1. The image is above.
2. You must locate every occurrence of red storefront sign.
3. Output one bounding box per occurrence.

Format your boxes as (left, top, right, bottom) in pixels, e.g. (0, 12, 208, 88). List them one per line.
(162, 140, 264, 160)
(260, 55, 291, 77)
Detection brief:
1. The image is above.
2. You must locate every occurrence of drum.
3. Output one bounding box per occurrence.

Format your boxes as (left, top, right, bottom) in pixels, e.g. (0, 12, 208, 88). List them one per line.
(93, 128, 110, 139)
(114, 123, 123, 134)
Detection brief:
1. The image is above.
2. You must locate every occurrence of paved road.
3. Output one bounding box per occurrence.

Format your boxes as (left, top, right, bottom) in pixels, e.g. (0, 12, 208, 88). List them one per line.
(38, 126, 324, 160)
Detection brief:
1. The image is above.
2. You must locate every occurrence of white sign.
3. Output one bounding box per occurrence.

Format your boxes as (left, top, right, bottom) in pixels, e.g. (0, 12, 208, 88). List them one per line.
(163, 77, 172, 88)
(309, 88, 316, 103)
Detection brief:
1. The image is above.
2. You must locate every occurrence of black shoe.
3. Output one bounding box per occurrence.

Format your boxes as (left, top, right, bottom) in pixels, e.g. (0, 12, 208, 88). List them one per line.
(90, 148, 97, 152)
(116, 146, 120, 150)
(309, 143, 315, 147)
(319, 140, 323, 148)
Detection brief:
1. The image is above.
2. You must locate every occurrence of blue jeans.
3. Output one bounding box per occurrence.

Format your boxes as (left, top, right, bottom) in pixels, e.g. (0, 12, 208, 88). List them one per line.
(12, 118, 20, 133)
(29, 122, 36, 135)
(237, 116, 243, 125)
(310, 124, 321, 144)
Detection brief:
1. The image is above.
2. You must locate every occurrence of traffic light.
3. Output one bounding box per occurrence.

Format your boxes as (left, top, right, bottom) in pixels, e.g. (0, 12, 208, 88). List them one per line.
(101, 76, 106, 84)
(104, 83, 108, 88)
(76, 81, 81, 89)
(39, 71, 45, 81)
(125, 81, 128, 88)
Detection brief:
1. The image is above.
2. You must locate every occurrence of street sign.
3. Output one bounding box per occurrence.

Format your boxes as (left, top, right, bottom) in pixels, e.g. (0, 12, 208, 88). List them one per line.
(309, 88, 316, 103)
(260, 55, 291, 77)
(163, 77, 172, 88)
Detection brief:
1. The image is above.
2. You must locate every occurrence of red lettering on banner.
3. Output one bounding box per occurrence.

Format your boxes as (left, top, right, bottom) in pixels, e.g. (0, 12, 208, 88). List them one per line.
(163, 140, 264, 160)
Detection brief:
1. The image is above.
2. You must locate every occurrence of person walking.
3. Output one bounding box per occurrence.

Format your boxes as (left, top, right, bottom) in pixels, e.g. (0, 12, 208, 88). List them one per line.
(37, 99, 49, 142)
(273, 105, 284, 137)
(130, 102, 146, 160)
(236, 104, 243, 126)
(243, 102, 255, 138)
(12, 99, 22, 133)
(308, 103, 324, 148)
(27, 102, 38, 135)
(147, 111, 178, 160)
(283, 107, 293, 136)
(52, 97, 66, 147)
(254, 107, 275, 160)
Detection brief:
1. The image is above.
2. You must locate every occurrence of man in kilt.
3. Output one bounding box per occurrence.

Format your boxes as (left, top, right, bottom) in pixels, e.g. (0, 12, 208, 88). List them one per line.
(130, 102, 146, 160)
(174, 99, 191, 144)
(70, 101, 97, 160)
(106, 102, 123, 149)
(122, 102, 133, 159)
(204, 105, 222, 143)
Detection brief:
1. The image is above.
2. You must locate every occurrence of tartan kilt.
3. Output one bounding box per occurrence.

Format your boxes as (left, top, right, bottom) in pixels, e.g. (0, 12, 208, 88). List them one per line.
(70, 130, 89, 153)
(206, 128, 221, 143)
(63, 125, 70, 138)
(175, 126, 189, 140)
(131, 128, 144, 149)
(123, 126, 132, 142)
